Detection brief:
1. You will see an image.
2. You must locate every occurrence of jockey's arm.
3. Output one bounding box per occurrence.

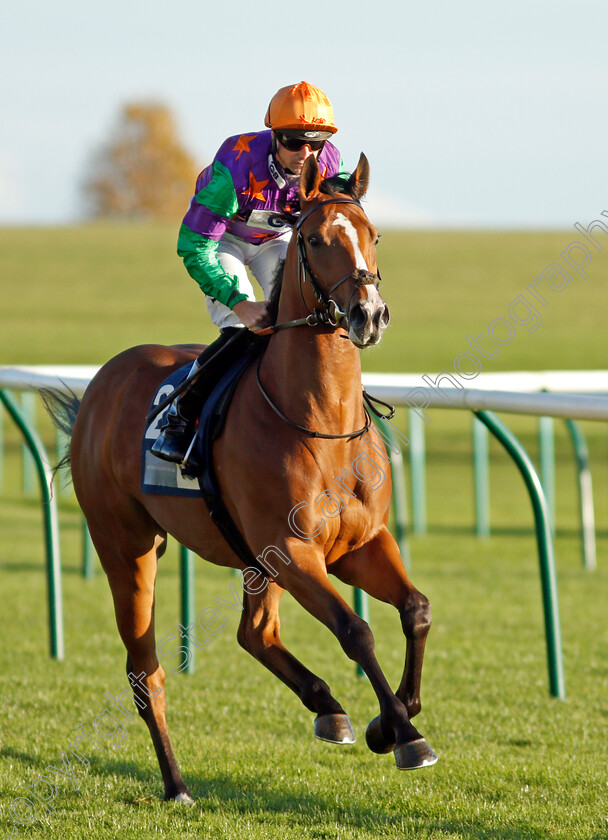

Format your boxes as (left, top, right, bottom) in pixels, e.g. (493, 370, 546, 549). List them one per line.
(177, 157, 251, 311)
(177, 223, 248, 310)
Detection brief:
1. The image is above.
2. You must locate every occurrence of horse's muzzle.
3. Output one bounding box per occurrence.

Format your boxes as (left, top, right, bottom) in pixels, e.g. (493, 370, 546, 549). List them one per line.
(347, 292, 390, 348)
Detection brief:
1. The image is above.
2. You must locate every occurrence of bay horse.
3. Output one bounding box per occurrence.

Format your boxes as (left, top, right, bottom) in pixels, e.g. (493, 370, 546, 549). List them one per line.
(46, 153, 437, 803)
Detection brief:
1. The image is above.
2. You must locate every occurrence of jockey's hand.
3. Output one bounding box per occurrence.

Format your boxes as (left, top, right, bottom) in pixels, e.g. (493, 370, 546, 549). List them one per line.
(232, 300, 272, 330)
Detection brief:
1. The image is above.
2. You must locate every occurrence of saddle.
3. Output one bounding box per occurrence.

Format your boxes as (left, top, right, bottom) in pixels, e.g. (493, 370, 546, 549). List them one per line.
(142, 330, 272, 577)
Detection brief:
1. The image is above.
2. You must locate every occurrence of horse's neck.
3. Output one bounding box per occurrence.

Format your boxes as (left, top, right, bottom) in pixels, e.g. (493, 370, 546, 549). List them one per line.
(262, 243, 365, 433)
(263, 327, 364, 433)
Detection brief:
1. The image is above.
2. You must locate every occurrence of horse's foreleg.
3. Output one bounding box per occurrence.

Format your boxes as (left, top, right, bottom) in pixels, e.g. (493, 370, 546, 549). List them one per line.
(329, 527, 434, 762)
(331, 527, 431, 717)
(92, 524, 193, 803)
(276, 542, 436, 769)
(237, 582, 355, 743)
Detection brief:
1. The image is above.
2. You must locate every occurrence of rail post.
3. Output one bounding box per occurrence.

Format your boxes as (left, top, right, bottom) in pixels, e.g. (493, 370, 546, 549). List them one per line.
(0, 388, 64, 661)
(538, 416, 556, 530)
(472, 416, 490, 537)
(373, 415, 410, 570)
(408, 409, 427, 535)
(354, 587, 369, 678)
(475, 410, 565, 700)
(564, 419, 596, 571)
(82, 520, 96, 579)
(21, 390, 37, 497)
(180, 545, 195, 674)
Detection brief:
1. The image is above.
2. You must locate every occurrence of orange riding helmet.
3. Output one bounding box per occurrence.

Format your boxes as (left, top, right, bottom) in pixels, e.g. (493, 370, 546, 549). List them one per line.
(264, 81, 338, 138)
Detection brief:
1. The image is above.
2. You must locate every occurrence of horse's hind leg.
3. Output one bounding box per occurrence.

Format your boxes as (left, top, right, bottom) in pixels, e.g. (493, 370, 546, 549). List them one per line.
(87, 502, 193, 802)
(237, 582, 356, 744)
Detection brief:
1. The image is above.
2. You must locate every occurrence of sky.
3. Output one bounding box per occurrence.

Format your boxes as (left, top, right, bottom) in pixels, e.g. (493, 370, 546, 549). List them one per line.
(1, 0, 607, 229)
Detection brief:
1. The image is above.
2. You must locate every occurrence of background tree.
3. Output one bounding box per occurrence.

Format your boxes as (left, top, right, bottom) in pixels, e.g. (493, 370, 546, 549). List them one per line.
(83, 102, 199, 221)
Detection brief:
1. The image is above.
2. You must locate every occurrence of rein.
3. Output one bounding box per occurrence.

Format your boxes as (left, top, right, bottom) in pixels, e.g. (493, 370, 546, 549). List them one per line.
(256, 359, 396, 440)
(255, 196, 393, 440)
(255, 356, 372, 440)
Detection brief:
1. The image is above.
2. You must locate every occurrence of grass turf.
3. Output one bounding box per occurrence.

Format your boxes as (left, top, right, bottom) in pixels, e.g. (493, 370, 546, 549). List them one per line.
(1, 223, 608, 839)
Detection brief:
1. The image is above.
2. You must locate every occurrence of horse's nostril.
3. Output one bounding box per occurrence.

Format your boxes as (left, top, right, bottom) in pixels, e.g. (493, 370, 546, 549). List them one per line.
(372, 304, 390, 330)
(349, 304, 366, 330)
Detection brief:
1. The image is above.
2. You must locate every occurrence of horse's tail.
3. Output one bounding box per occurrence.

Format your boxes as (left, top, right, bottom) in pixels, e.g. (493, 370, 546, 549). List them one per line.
(39, 385, 81, 478)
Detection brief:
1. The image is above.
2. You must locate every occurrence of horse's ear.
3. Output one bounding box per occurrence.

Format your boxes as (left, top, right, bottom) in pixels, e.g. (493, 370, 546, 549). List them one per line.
(299, 155, 323, 202)
(345, 153, 370, 200)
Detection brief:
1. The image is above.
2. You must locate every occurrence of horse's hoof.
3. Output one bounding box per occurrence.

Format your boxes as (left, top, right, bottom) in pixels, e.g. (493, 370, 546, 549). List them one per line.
(394, 738, 438, 770)
(365, 715, 395, 754)
(314, 713, 356, 744)
(173, 791, 195, 805)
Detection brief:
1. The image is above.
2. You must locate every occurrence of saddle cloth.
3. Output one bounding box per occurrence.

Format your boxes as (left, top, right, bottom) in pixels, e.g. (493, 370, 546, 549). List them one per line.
(141, 354, 253, 498)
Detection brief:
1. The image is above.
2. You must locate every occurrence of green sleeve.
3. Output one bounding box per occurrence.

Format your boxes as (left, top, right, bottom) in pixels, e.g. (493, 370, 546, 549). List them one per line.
(177, 223, 248, 309)
(194, 159, 240, 218)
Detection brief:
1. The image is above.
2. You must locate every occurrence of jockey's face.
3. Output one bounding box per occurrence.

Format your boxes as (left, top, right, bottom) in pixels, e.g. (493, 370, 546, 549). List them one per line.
(275, 136, 322, 175)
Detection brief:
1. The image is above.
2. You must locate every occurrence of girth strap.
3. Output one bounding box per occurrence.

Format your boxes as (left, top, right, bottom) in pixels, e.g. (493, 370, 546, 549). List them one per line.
(202, 491, 273, 580)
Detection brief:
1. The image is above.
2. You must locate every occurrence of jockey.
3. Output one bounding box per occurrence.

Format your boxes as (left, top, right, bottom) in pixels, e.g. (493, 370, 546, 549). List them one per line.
(152, 81, 347, 464)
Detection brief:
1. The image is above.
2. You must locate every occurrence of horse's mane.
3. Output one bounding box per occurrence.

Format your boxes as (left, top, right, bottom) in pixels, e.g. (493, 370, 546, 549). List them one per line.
(318, 173, 355, 199)
(267, 259, 286, 325)
(267, 172, 358, 324)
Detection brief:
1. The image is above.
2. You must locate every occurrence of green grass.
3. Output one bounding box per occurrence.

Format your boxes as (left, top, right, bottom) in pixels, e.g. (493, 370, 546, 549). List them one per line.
(1, 224, 608, 839)
(1, 224, 607, 369)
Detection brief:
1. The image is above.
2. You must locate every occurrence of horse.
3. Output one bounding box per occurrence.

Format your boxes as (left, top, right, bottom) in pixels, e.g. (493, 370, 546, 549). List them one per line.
(45, 153, 437, 803)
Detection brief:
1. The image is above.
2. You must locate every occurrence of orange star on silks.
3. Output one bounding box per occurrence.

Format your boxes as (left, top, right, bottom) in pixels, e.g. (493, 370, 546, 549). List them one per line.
(233, 133, 256, 160)
(244, 171, 269, 202)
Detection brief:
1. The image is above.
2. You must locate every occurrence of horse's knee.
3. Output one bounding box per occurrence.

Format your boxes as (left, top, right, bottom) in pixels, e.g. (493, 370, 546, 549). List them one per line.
(237, 615, 279, 659)
(336, 612, 375, 662)
(400, 592, 432, 640)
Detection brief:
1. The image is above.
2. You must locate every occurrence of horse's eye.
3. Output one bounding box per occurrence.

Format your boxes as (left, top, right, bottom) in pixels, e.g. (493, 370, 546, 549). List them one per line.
(307, 235, 320, 248)
(375, 234, 382, 246)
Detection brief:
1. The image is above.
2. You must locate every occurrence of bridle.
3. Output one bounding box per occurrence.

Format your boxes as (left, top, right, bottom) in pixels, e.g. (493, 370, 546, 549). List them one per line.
(256, 197, 382, 335)
(255, 196, 394, 439)
(295, 197, 382, 329)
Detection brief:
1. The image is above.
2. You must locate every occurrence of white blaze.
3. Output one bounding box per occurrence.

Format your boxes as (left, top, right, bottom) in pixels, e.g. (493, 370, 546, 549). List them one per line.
(364, 283, 384, 308)
(333, 212, 369, 271)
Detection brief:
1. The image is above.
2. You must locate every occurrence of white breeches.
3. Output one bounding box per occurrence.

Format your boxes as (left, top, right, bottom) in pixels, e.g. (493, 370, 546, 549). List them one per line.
(206, 232, 291, 330)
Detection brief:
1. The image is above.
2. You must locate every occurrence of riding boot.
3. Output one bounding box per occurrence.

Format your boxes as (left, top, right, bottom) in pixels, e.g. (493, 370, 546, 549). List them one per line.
(150, 328, 243, 465)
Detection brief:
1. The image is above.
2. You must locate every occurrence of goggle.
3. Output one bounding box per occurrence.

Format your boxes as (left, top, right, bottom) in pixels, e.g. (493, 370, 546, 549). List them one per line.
(277, 133, 326, 152)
